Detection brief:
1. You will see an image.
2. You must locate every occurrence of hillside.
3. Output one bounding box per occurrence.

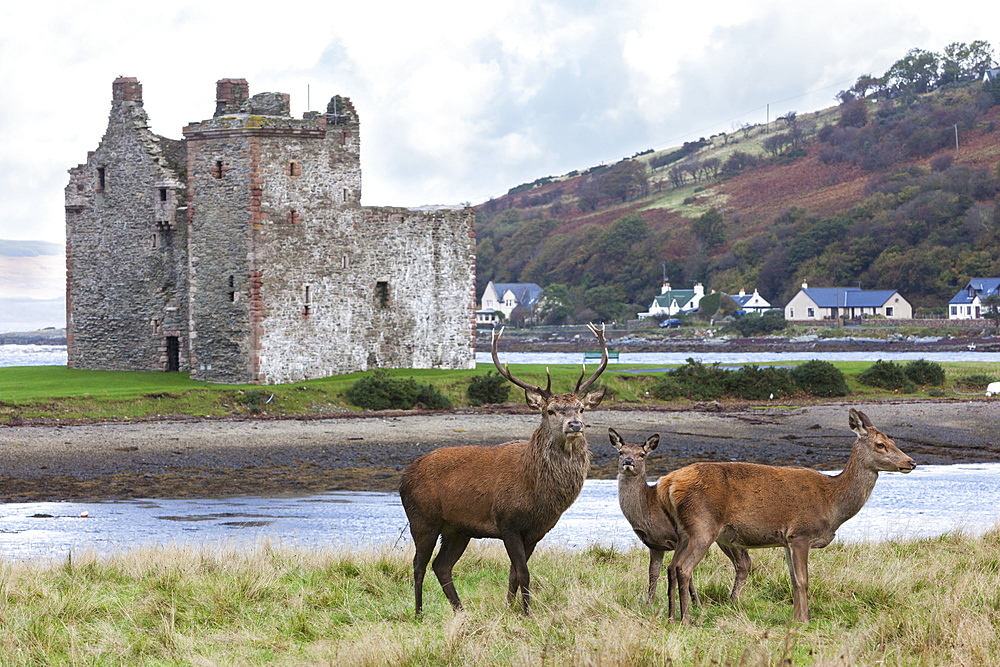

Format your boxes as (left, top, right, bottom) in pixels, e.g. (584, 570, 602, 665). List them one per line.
(475, 72, 1000, 323)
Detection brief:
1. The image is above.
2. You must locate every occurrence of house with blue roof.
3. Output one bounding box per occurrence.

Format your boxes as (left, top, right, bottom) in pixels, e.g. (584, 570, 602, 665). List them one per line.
(638, 281, 706, 318)
(727, 288, 772, 314)
(948, 278, 1000, 319)
(784, 281, 912, 321)
(478, 281, 543, 325)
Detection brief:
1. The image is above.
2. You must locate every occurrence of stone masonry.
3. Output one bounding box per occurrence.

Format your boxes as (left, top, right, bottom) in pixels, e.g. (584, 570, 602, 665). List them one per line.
(66, 77, 477, 384)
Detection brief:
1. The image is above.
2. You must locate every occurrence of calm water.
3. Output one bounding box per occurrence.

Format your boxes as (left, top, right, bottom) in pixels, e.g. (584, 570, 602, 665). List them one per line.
(2, 464, 997, 562)
(0, 344, 66, 368)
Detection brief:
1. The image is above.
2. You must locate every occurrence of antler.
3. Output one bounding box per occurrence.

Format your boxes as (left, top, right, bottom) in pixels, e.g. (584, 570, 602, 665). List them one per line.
(575, 322, 608, 394)
(491, 327, 551, 397)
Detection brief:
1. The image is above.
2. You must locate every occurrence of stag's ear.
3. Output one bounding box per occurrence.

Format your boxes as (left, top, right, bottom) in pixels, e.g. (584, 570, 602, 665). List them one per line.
(525, 388, 548, 411)
(849, 408, 869, 437)
(609, 428, 624, 451)
(582, 386, 606, 410)
(644, 434, 660, 453)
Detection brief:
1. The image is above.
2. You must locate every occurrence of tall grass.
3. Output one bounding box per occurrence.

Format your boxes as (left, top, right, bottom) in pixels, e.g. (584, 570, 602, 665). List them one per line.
(1, 529, 998, 665)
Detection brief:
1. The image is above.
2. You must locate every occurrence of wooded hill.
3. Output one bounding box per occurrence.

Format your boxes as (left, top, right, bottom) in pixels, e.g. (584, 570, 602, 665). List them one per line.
(475, 42, 1000, 324)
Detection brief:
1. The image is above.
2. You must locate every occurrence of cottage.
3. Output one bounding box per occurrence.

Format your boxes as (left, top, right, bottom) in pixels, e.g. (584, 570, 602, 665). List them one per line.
(784, 282, 912, 320)
(638, 281, 705, 318)
(948, 278, 1000, 319)
(728, 288, 771, 314)
(478, 282, 543, 325)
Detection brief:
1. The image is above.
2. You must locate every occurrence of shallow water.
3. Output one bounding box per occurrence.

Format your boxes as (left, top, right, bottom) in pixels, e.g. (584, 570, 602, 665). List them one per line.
(2, 463, 997, 562)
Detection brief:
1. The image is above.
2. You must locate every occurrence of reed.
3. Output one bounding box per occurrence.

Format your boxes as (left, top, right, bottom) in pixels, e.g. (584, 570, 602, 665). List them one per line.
(0, 528, 998, 665)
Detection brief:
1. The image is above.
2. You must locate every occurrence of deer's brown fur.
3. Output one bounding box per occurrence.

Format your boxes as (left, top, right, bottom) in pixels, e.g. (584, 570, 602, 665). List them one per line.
(399, 325, 608, 614)
(661, 408, 915, 624)
(610, 428, 750, 605)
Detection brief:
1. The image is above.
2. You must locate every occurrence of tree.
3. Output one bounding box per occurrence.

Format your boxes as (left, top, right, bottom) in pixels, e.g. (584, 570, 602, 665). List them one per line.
(692, 208, 726, 249)
(537, 284, 574, 325)
(851, 73, 880, 98)
(983, 294, 1000, 333)
(599, 159, 648, 202)
(886, 48, 940, 94)
(582, 285, 628, 322)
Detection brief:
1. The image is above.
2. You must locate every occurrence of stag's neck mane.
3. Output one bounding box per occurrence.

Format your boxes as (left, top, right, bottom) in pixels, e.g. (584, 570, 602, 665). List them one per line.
(524, 426, 590, 503)
(827, 439, 880, 526)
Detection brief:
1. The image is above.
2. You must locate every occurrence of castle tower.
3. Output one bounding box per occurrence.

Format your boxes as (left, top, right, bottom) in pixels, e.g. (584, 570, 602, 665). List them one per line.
(65, 77, 188, 372)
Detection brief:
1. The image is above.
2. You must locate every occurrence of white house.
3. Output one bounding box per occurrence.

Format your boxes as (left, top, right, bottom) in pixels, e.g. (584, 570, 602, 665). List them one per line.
(728, 288, 771, 314)
(638, 281, 705, 318)
(478, 281, 543, 325)
(784, 282, 912, 320)
(948, 278, 1000, 319)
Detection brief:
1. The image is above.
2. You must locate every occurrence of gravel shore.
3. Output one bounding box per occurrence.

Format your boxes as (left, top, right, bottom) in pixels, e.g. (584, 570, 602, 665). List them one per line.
(2, 399, 999, 502)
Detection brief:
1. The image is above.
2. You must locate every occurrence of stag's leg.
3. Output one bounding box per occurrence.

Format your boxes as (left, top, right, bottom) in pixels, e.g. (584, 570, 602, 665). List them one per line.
(409, 524, 440, 616)
(432, 531, 471, 611)
(647, 548, 664, 604)
(502, 533, 532, 614)
(784, 542, 811, 623)
(668, 533, 714, 625)
(718, 544, 752, 601)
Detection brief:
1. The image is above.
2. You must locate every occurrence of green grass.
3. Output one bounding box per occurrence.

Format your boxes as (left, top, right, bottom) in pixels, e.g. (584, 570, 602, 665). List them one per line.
(1, 529, 998, 664)
(2, 360, 998, 423)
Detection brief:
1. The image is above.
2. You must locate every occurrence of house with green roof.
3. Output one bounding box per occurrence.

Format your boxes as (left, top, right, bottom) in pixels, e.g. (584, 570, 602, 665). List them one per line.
(638, 281, 705, 318)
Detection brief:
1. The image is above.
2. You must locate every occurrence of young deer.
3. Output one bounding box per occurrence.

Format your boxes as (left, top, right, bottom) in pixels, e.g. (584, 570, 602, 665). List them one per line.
(661, 408, 915, 624)
(399, 324, 608, 615)
(610, 428, 750, 605)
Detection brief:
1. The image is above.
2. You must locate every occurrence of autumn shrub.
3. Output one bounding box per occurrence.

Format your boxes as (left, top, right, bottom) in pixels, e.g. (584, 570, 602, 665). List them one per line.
(858, 360, 915, 392)
(903, 359, 945, 386)
(650, 359, 727, 400)
(791, 360, 850, 397)
(724, 365, 798, 400)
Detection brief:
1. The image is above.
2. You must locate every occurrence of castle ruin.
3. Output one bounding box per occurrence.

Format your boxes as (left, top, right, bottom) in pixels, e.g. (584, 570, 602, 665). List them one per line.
(65, 77, 476, 384)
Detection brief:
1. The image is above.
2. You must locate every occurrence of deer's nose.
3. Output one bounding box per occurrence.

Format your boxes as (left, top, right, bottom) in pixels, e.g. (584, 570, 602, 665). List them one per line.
(622, 456, 634, 467)
(567, 421, 583, 432)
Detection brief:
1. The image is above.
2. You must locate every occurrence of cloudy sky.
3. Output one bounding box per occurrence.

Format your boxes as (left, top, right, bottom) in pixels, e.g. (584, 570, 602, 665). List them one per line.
(0, 1, 996, 246)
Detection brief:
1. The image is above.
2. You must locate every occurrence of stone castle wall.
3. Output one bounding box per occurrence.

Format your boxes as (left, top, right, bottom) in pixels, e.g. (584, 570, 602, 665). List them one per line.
(66, 77, 476, 384)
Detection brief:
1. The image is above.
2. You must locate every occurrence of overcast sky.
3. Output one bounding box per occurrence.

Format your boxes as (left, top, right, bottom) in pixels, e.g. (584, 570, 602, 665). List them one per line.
(0, 1, 996, 246)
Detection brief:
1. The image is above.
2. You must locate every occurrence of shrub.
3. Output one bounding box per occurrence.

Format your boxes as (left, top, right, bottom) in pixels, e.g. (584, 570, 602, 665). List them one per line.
(791, 360, 850, 397)
(650, 359, 728, 400)
(466, 372, 511, 406)
(235, 389, 270, 414)
(727, 311, 787, 337)
(724, 365, 798, 400)
(954, 374, 994, 391)
(346, 371, 451, 410)
(903, 359, 945, 386)
(858, 361, 915, 392)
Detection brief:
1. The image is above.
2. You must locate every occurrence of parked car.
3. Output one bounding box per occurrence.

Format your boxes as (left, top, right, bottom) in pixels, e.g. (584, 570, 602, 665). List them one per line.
(659, 318, 682, 328)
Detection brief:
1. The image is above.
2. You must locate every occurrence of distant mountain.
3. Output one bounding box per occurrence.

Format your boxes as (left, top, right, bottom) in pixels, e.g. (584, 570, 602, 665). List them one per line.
(475, 77, 1000, 322)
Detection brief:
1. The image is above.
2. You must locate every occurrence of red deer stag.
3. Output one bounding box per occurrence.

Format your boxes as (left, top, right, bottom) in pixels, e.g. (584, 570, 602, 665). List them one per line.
(399, 323, 609, 614)
(661, 408, 915, 624)
(610, 428, 750, 605)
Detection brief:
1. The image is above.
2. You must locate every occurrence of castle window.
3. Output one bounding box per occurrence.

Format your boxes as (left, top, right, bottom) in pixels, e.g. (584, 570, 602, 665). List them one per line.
(97, 166, 106, 192)
(151, 318, 161, 334)
(342, 188, 349, 203)
(287, 209, 301, 224)
(228, 275, 237, 303)
(375, 281, 390, 309)
(159, 188, 168, 201)
(151, 233, 159, 249)
(289, 161, 301, 177)
(342, 254, 350, 270)
(303, 285, 313, 316)
(213, 160, 225, 179)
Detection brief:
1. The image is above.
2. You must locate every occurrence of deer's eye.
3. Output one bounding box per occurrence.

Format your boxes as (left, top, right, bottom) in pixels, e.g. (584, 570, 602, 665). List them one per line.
(547, 409, 555, 415)
(876, 442, 886, 450)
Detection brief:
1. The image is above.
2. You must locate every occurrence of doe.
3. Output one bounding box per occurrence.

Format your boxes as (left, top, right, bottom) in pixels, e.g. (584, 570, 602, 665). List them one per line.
(661, 408, 915, 624)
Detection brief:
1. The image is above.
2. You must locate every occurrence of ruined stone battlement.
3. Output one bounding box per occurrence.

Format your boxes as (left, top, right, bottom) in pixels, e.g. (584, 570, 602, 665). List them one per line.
(66, 77, 476, 384)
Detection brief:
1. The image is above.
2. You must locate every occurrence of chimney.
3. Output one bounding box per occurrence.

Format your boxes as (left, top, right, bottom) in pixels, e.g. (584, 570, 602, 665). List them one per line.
(694, 283, 704, 296)
(802, 281, 809, 289)
(112, 77, 142, 103)
(738, 288, 746, 297)
(661, 281, 671, 294)
(215, 78, 250, 116)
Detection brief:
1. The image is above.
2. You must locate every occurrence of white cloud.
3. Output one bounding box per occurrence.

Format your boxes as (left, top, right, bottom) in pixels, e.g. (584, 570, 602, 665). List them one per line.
(0, 0, 996, 242)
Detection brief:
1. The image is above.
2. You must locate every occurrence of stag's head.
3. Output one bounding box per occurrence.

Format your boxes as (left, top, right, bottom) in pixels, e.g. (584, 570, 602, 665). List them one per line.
(609, 428, 659, 477)
(849, 408, 916, 473)
(492, 324, 608, 445)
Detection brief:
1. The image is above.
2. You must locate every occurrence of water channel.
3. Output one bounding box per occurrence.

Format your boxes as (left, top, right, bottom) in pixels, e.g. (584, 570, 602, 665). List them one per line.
(2, 464, 998, 562)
